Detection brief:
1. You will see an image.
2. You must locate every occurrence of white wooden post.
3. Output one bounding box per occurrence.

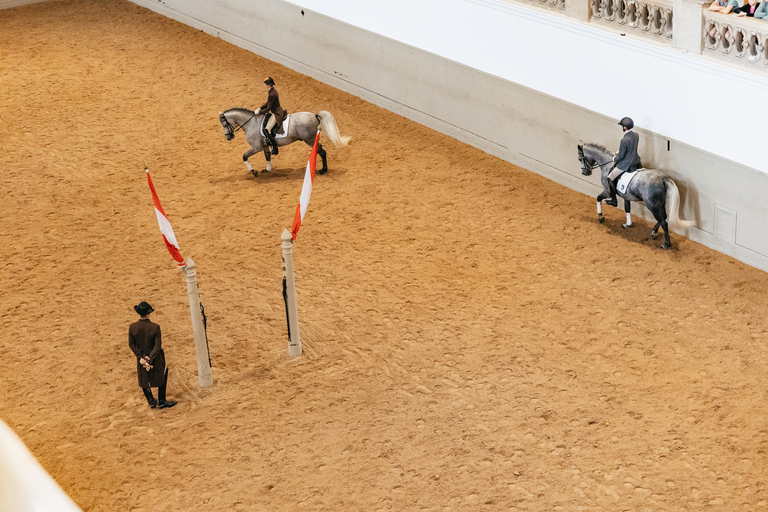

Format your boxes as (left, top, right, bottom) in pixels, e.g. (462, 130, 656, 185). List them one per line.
(281, 229, 302, 356)
(182, 256, 213, 386)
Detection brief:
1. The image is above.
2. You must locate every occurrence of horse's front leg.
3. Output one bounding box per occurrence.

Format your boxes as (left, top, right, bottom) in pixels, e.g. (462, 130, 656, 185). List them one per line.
(243, 148, 259, 177)
(261, 149, 273, 174)
(622, 200, 632, 229)
(596, 190, 610, 223)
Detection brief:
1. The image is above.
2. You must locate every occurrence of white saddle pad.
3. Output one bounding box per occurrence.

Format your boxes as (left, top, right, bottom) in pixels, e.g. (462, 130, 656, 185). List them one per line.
(263, 115, 291, 140)
(617, 169, 642, 195)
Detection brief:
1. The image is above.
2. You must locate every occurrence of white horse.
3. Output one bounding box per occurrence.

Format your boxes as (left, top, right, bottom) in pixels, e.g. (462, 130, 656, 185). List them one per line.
(219, 108, 351, 176)
(578, 143, 693, 249)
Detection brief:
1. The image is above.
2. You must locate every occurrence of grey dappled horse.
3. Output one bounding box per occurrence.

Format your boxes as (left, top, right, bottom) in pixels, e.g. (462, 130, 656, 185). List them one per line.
(578, 143, 693, 250)
(219, 108, 350, 177)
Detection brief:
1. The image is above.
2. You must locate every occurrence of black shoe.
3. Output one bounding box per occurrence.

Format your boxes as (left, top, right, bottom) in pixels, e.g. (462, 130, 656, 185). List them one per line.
(605, 198, 618, 207)
(148, 399, 157, 409)
(158, 400, 177, 409)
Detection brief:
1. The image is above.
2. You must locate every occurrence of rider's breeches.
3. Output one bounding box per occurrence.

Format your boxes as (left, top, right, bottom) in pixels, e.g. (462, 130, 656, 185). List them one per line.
(265, 115, 277, 132)
(608, 167, 625, 182)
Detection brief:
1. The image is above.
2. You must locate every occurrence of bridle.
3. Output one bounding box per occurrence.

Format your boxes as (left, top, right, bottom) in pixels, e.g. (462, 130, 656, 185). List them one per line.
(578, 148, 614, 175)
(219, 111, 258, 139)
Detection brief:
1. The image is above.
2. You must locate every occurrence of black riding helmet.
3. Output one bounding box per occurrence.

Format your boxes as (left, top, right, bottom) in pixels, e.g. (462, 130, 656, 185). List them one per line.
(264, 76, 275, 86)
(618, 117, 634, 130)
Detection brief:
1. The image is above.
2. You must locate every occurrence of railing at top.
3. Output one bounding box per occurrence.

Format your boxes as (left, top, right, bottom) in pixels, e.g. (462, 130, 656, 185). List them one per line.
(519, 0, 566, 12)
(591, 0, 674, 39)
(704, 12, 768, 67)
(510, 0, 768, 74)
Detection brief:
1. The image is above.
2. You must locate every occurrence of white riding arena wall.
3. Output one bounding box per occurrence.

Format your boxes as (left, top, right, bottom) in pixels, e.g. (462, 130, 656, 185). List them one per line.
(9, 0, 768, 271)
(0, 420, 82, 511)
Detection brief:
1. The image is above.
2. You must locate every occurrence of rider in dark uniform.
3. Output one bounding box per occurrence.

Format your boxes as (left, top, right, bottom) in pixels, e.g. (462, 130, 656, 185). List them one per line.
(255, 77, 285, 155)
(606, 117, 642, 207)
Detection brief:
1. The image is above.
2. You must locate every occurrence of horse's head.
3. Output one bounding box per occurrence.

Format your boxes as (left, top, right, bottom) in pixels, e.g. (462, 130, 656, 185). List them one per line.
(577, 144, 593, 176)
(219, 111, 235, 141)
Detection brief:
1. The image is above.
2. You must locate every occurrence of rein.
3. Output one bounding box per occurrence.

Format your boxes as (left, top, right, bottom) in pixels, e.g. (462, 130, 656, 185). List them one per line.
(585, 158, 614, 171)
(233, 112, 257, 133)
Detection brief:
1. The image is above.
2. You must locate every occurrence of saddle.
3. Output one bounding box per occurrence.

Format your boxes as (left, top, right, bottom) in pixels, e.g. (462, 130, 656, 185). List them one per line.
(261, 111, 290, 139)
(617, 169, 642, 195)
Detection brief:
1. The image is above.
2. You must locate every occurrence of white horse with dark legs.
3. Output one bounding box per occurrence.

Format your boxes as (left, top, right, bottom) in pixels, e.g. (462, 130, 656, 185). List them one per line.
(578, 143, 693, 250)
(219, 108, 350, 177)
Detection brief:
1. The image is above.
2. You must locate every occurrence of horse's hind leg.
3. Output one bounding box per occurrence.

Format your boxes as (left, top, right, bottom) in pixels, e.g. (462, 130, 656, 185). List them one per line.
(317, 144, 328, 175)
(622, 200, 632, 229)
(261, 149, 272, 174)
(660, 220, 671, 250)
(653, 206, 671, 249)
(651, 221, 661, 238)
(302, 138, 328, 174)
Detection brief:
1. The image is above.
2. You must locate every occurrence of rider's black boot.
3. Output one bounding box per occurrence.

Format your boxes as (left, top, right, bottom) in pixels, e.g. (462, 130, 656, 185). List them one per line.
(605, 179, 618, 207)
(269, 127, 279, 155)
(264, 132, 278, 156)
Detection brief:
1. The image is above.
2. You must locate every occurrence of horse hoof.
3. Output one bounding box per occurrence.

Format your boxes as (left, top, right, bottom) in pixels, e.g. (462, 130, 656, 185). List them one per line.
(317, 168, 327, 175)
(622, 223, 631, 229)
(598, 215, 604, 224)
(651, 231, 658, 239)
(250, 169, 259, 178)
(661, 243, 670, 250)
(261, 169, 270, 174)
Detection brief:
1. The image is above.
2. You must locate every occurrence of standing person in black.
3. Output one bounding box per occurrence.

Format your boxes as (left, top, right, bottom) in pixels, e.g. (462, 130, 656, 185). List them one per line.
(255, 76, 286, 156)
(128, 301, 177, 409)
(606, 117, 642, 207)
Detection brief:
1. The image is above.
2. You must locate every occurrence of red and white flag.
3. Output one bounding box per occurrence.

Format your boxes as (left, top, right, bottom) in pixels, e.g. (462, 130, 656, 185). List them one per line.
(291, 131, 320, 240)
(145, 168, 185, 267)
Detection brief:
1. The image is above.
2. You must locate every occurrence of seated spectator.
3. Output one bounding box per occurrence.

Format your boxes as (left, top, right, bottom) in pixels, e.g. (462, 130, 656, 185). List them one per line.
(709, 0, 741, 13)
(708, 0, 741, 42)
(754, 0, 768, 17)
(734, 0, 760, 15)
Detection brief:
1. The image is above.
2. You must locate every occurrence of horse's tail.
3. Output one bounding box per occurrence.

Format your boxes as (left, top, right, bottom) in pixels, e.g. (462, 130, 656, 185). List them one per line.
(663, 177, 694, 231)
(316, 111, 351, 147)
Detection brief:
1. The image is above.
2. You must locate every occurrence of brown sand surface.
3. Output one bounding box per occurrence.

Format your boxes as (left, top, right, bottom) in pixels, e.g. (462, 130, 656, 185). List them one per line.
(1, 1, 767, 510)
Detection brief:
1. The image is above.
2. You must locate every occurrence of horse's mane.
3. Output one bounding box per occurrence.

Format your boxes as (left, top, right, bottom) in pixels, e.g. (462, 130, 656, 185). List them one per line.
(585, 143, 611, 153)
(224, 107, 254, 114)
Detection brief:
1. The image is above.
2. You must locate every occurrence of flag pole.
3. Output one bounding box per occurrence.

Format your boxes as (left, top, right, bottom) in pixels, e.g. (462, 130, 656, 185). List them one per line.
(182, 256, 213, 386)
(145, 167, 213, 386)
(281, 229, 302, 356)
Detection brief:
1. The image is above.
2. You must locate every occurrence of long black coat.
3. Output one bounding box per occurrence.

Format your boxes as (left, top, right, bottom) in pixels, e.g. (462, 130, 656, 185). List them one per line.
(128, 319, 167, 388)
(259, 87, 286, 133)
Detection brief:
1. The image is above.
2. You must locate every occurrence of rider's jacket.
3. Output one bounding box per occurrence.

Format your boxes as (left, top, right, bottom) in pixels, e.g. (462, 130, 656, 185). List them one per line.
(613, 130, 642, 173)
(259, 87, 286, 131)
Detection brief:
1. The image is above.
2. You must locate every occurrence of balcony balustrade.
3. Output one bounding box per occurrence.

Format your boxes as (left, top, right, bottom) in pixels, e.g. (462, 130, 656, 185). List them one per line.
(704, 12, 768, 68)
(591, 0, 674, 40)
(506, 0, 768, 73)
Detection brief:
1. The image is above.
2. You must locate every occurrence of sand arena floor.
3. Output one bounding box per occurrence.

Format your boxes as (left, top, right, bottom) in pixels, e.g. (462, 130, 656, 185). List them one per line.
(1, 1, 767, 510)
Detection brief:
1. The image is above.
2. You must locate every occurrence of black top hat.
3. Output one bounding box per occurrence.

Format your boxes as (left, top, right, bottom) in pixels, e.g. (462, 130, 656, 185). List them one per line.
(134, 301, 155, 316)
(264, 76, 275, 86)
